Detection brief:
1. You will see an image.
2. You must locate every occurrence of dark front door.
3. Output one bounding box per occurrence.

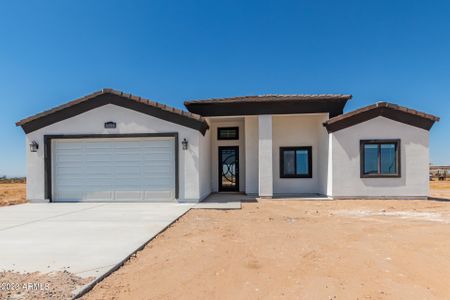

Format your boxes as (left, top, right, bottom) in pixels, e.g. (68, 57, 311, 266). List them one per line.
(218, 146, 239, 192)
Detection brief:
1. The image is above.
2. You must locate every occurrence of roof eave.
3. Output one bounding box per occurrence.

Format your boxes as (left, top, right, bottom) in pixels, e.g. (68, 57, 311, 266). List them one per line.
(323, 102, 439, 133)
(184, 97, 351, 117)
(17, 89, 209, 135)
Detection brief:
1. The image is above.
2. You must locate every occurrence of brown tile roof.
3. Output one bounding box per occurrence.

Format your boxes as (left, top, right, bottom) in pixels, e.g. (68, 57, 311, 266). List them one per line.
(323, 101, 440, 132)
(16, 89, 210, 135)
(184, 94, 352, 117)
(185, 94, 352, 104)
(16, 88, 206, 127)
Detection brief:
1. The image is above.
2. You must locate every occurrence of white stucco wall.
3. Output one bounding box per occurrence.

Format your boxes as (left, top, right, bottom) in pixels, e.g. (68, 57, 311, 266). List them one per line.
(258, 115, 273, 197)
(317, 114, 330, 195)
(244, 116, 258, 195)
(25, 104, 209, 202)
(272, 114, 328, 195)
(208, 118, 246, 192)
(326, 134, 333, 196)
(198, 124, 212, 200)
(331, 116, 429, 198)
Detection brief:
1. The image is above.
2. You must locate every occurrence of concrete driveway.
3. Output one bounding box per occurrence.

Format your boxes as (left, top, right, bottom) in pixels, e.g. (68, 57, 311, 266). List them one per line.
(0, 203, 192, 280)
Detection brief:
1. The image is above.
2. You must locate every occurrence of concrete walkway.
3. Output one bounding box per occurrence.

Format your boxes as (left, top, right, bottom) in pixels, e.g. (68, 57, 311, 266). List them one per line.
(194, 193, 255, 209)
(0, 203, 193, 279)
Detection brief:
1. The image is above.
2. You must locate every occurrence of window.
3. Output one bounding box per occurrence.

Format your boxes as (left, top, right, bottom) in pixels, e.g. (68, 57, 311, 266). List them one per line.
(280, 146, 312, 178)
(360, 140, 400, 177)
(217, 127, 239, 140)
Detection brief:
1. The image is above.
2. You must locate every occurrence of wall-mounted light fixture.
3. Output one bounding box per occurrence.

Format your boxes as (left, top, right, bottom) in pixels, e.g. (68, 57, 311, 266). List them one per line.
(182, 138, 188, 150)
(29, 141, 39, 152)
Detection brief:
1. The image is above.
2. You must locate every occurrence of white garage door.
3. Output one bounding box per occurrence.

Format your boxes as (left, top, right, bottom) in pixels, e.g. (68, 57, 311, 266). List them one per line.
(52, 137, 176, 202)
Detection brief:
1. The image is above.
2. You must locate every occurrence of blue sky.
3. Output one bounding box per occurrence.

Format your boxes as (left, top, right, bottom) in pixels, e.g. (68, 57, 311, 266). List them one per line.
(0, 0, 449, 176)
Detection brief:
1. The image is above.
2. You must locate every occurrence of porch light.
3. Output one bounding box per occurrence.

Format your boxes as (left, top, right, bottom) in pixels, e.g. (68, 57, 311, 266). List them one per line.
(182, 138, 188, 150)
(29, 141, 39, 152)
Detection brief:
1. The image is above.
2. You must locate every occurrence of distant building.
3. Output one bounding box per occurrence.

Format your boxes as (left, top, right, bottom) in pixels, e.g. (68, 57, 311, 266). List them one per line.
(430, 166, 449, 180)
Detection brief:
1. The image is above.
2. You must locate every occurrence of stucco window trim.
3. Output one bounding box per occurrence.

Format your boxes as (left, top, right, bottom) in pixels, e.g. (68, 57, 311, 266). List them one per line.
(360, 139, 401, 178)
(279, 146, 313, 178)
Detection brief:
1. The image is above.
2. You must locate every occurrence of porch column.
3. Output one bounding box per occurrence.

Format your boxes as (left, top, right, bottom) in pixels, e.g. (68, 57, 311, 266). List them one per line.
(258, 115, 273, 198)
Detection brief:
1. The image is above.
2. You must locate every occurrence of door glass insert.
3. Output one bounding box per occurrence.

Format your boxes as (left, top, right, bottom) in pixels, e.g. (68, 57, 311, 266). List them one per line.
(219, 147, 239, 191)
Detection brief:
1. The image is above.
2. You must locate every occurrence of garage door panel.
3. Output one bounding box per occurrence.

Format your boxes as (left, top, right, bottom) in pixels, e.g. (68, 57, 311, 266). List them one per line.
(54, 180, 86, 187)
(142, 182, 174, 188)
(85, 154, 116, 162)
(54, 183, 86, 190)
(144, 191, 174, 200)
(54, 163, 81, 170)
(87, 178, 122, 185)
(55, 167, 84, 175)
(142, 153, 172, 160)
(114, 149, 143, 155)
(85, 162, 122, 168)
(112, 167, 141, 175)
(139, 140, 172, 146)
(84, 167, 117, 175)
(140, 147, 172, 153)
(114, 191, 143, 201)
(110, 140, 142, 147)
(140, 161, 174, 168)
(52, 137, 176, 202)
(54, 174, 88, 181)
(143, 146, 173, 152)
(109, 179, 145, 186)
(84, 191, 114, 201)
(54, 149, 83, 156)
(54, 190, 84, 201)
(84, 141, 117, 148)
(141, 170, 173, 178)
(113, 161, 145, 167)
(114, 155, 145, 162)
(141, 174, 174, 181)
(55, 154, 85, 162)
(54, 143, 83, 150)
(141, 166, 173, 173)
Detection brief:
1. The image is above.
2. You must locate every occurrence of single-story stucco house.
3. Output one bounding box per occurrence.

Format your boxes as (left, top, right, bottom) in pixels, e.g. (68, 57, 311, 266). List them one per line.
(16, 89, 439, 202)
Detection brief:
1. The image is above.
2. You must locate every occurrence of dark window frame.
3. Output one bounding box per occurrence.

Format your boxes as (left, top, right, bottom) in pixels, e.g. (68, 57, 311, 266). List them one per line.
(280, 146, 313, 178)
(360, 139, 401, 178)
(217, 127, 239, 140)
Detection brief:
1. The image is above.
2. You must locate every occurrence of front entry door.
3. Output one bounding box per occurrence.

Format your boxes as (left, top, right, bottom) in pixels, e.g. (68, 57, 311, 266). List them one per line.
(218, 146, 239, 192)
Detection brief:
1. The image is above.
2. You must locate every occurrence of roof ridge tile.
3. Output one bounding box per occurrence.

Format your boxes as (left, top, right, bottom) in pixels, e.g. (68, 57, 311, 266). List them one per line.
(185, 94, 352, 104)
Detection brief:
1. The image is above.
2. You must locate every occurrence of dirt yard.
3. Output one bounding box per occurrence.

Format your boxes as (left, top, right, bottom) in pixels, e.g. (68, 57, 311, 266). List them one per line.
(430, 179, 450, 199)
(0, 183, 26, 206)
(84, 198, 450, 300)
(1, 182, 449, 299)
